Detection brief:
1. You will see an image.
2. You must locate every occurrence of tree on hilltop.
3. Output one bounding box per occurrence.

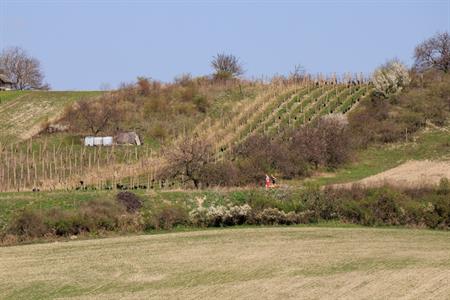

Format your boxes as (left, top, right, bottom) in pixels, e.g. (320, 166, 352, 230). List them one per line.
(414, 32, 450, 73)
(0, 46, 48, 90)
(211, 53, 244, 80)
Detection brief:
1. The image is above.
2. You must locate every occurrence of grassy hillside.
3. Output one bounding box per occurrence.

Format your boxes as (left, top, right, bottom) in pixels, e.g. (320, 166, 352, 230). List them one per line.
(0, 81, 371, 191)
(0, 70, 446, 192)
(1, 227, 449, 299)
(0, 90, 101, 144)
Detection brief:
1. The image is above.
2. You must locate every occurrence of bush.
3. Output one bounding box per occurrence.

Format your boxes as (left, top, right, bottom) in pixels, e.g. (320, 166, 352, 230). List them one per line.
(20, 200, 141, 239)
(339, 201, 373, 225)
(290, 117, 352, 169)
(7, 209, 47, 239)
(438, 177, 450, 195)
(3, 185, 450, 246)
(258, 208, 288, 225)
(202, 161, 239, 187)
(301, 186, 338, 220)
(189, 204, 311, 227)
(373, 59, 410, 97)
(78, 200, 125, 231)
(145, 204, 189, 230)
(45, 208, 74, 236)
(116, 191, 143, 213)
(189, 204, 252, 227)
(370, 190, 403, 225)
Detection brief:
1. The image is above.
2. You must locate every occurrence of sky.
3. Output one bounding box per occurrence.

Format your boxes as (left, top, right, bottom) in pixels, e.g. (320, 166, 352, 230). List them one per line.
(1, 0, 449, 90)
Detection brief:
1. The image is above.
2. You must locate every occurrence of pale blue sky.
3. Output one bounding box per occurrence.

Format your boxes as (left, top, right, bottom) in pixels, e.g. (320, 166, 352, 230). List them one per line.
(1, 0, 449, 90)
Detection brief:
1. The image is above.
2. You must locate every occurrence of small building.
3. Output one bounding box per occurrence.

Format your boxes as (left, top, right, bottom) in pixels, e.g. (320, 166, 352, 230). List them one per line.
(84, 136, 113, 147)
(83, 132, 140, 147)
(115, 132, 141, 145)
(0, 73, 14, 91)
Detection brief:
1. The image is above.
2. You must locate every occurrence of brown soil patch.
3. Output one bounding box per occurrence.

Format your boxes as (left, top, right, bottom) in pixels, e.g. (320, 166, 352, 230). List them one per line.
(341, 160, 450, 188)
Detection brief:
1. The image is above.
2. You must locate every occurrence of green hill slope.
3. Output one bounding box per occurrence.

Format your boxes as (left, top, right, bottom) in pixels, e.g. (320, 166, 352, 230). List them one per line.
(0, 91, 101, 144)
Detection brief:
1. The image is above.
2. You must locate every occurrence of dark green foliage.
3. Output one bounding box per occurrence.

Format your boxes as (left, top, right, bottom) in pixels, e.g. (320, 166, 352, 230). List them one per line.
(438, 177, 450, 195)
(370, 190, 402, 225)
(339, 201, 372, 225)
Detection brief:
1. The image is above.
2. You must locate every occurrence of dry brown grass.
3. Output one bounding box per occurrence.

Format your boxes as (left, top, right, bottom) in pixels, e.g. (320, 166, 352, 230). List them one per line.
(0, 91, 101, 143)
(1, 227, 449, 299)
(341, 160, 450, 188)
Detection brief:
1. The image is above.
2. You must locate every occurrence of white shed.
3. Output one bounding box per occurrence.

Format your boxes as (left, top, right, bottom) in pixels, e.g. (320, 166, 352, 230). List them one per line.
(84, 136, 114, 147)
(103, 136, 113, 146)
(84, 136, 94, 146)
(93, 137, 103, 146)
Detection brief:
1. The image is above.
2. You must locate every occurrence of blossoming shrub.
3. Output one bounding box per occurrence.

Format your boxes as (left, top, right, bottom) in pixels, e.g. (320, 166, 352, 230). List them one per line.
(189, 204, 252, 227)
(189, 204, 313, 227)
(373, 59, 410, 96)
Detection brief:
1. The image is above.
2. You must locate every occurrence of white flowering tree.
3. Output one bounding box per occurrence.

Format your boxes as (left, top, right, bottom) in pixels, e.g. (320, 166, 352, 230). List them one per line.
(372, 59, 410, 97)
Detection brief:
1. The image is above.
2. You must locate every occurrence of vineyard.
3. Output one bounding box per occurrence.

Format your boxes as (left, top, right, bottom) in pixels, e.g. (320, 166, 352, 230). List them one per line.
(0, 77, 372, 192)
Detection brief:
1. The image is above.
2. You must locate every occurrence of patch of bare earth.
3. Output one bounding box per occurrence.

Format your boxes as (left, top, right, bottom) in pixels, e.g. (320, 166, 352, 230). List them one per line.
(338, 160, 450, 188)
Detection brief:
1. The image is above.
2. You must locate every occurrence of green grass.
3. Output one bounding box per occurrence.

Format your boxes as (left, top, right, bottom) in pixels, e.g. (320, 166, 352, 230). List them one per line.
(1, 227, 449, 299)
(0, 90, 31, 104)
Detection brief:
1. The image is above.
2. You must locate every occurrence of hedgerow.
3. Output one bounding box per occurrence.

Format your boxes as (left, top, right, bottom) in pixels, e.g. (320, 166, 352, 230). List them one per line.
(1, 186, 449, 246)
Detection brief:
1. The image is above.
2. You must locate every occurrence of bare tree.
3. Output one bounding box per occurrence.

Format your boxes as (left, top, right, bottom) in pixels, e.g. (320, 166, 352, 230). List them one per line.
(289, 64, 306, 83)
(414, 32, 450, 73)
(211, 53, 244, 80)
(291, 117, 352, 169)
(66, 97, 119, 135)
(0, 46, 46, 90)
(162, 137, 213, 188)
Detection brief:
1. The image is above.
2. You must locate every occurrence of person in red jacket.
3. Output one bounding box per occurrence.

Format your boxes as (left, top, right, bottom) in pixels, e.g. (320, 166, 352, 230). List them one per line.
(265, 174, 271, 189)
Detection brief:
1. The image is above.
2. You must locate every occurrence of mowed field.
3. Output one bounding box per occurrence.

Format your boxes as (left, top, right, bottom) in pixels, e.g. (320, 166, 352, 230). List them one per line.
(0, 91, 101, 143)
(1, 227, 449, 299)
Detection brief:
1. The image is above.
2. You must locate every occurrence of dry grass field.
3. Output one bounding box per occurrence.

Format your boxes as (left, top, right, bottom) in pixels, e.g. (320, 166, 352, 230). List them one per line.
(1, 227, 449, 299)
(352, 160, 450, 188)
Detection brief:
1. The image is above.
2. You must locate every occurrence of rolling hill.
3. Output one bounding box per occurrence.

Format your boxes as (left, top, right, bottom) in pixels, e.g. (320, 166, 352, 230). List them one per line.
(0, 91, 102, 144)
(0, 80, 372, 191)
